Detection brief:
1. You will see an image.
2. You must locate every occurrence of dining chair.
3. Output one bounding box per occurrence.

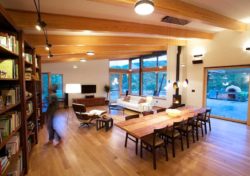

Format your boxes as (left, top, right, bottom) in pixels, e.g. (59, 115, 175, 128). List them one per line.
(194, 113, 204, 141)
(140, 126, 168, 170)
(124, 114, 140, 155)
(201, 108, 212, 134)
(180, 117, 195, 148)
(156, 108, 166, 113)
(142, 110, 154, 116)
(165, 121, 184, 157)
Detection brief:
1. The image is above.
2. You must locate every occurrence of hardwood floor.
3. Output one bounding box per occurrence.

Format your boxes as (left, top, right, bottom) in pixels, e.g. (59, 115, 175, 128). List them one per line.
(28, 106, 250, 176)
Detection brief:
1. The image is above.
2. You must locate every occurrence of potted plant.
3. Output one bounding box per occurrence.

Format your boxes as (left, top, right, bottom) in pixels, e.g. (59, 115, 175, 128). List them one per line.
(104, 85, 110, 101)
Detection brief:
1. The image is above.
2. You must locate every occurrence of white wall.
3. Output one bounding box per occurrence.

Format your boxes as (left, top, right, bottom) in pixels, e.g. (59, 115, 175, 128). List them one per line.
(42, 59, 109, 106)
(184, 30, 250, 107)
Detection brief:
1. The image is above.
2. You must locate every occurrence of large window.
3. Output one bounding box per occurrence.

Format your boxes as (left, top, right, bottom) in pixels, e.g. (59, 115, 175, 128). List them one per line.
(158, 72, 167, 97)
(206, 67, 250, 122)
(109, 52, 167, 99)
(131, 73, 140, 95)
(42, 73, 63, 112)
(122, 74, 129, 94)
(143, 57, 157, 68)
(110, 73, 120, 102)
(131, 58, 140, 69)
(51, 74, 63, 99)
(109, 60, 129, 70)
(143, 72, 157, 96)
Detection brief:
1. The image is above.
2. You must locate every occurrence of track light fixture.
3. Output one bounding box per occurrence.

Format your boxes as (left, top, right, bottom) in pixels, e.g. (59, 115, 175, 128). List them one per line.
(45, 43, 52, 51)
(34, 0, 53, 58)
(86, 51, 95, 56)
(35, 20, 46, 31)
(134, 0, 155, 16)
(48, 51, 53, 59)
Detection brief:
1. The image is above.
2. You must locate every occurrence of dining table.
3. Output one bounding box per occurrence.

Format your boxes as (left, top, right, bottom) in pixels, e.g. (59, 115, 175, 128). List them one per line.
(115, 106, 206, 139)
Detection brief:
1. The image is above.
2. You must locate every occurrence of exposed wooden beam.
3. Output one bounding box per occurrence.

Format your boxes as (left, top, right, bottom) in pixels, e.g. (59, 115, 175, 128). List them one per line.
(25, 34, 187, 47)
(41, 51, 151, 63)
(36, 45, 167, 55)
(90, 0, 247, 31)
(8, 10, 213, 39)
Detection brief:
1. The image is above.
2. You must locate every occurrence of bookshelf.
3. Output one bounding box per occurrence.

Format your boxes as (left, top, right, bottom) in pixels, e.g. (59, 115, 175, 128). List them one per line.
(0, 4, 41, 175)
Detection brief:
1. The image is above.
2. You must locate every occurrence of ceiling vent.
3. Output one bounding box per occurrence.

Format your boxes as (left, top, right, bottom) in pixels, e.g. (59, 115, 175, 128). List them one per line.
(161, 16, 190, 26)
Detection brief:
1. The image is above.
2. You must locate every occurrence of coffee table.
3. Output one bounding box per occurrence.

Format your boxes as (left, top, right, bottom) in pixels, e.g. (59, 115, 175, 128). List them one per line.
(109, 103, 124, 115)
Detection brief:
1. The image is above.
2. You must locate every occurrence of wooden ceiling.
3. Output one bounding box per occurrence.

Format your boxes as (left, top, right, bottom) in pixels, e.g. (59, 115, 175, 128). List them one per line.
(3, 0, 248, 63)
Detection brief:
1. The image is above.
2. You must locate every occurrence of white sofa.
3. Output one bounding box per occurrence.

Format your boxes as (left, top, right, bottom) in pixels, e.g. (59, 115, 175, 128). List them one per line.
(116, 96, 153, 112)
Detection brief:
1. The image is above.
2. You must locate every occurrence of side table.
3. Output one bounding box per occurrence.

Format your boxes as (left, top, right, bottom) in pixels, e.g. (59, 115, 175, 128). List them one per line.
(96, 117, 113, 131)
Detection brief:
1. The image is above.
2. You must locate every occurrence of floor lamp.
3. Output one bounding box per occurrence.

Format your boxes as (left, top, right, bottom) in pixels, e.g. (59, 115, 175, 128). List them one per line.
(65, 84, 81, 123)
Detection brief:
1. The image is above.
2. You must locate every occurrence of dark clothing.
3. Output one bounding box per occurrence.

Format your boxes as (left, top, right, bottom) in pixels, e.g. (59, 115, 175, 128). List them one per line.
(46, 93, 60, 141)
(46, 93, 59, 116)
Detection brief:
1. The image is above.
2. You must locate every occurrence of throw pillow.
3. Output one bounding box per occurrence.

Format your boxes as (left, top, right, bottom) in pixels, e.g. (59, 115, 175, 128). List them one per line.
(138, 98, 146, 104)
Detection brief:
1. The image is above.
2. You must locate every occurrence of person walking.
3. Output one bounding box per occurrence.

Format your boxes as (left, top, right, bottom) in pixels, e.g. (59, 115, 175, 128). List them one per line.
(46, 84, 61, 145)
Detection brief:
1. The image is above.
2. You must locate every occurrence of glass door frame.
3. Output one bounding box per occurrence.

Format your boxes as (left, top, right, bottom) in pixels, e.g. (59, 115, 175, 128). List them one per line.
(203, 65, 250, 125)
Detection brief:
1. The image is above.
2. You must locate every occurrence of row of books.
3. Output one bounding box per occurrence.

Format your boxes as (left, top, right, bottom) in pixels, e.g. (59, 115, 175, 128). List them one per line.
(26, 101, 33, 116)
(0, 111, 21, 139)
(0, 86, 21, 106)
(6, 154, 23, 176)
(0, 155, 9, 174)
(0, 59, 18, 79)
(24, 53, 32, 64)
(0, 135, 22, 175)
(0, 33, 19, 54)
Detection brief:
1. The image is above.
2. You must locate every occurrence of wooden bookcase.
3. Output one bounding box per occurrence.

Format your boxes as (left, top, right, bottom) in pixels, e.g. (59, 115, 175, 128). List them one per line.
(0, 4, 41, 175)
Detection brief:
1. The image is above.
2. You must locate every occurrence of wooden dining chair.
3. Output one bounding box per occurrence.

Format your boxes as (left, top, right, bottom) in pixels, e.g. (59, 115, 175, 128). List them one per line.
(142, 110, 154, 116)
(201, 108, 212, 134)
(194, 113, 204, 141)
(165, 121, 184, 157)
(180, 117, 195, 148)
(124, 114, 140, 155)
(140, 126, 168, 170)
(156, 108, 166, 113)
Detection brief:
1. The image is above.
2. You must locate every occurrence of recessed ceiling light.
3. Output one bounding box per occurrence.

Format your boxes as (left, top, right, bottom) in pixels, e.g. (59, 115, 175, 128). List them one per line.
(80, 59, 86, 62)
(86, 51, 95, 56)
(134, 0, 155, 16)
(82, 30, 92, 35)
(181, 64, 186, 67)
(73, 65, 78, 69)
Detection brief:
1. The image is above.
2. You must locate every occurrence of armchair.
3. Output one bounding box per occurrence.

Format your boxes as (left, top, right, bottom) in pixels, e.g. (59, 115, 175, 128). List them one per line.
(72, 103, 106, 127)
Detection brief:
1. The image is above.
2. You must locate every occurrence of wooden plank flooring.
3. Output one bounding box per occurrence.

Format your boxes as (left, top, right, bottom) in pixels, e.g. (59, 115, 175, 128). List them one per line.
(27, 106, 250, 176)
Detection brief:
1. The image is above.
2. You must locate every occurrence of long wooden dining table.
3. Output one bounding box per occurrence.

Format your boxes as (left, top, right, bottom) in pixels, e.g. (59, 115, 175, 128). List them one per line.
(115, 106, 206, 139)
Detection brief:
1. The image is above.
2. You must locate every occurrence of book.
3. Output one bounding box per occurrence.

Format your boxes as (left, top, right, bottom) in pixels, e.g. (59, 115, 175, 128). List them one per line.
(6, 134, 20, 156)
(0, 118, 10, 137)
(1, 86, 21, 105)
(0, 59, 15, 79)
(24, 53, 33, 64)
(0, 33, 19, 54)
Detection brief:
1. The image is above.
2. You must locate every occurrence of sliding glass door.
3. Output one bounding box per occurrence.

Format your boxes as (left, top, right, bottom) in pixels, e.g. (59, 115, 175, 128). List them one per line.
(206, 67, 250, 122)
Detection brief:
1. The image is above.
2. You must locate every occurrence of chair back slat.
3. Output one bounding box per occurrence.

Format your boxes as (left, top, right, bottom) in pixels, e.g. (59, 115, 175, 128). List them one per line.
(125, 114, 140, 121)
(205, 108, 211, 120)
(156, 108, 166, 113)
(142, 111, 154, 116)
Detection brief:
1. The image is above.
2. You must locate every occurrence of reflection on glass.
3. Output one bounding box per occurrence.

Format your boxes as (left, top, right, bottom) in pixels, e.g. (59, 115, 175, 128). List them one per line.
(110, 74, 120, 102)
(131, 73, 140, 95)
(122, 74, 129, 94)
(131, 59, 140, 69)
(158, 72, 167, 97)
(51, 74, 63, 99)
(158, 54, 167, 67)
(109, 60, 129, 70)
(206, 68, 250, 121)
(143, 72, 156, 96)
(143, 57, 157, 68)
